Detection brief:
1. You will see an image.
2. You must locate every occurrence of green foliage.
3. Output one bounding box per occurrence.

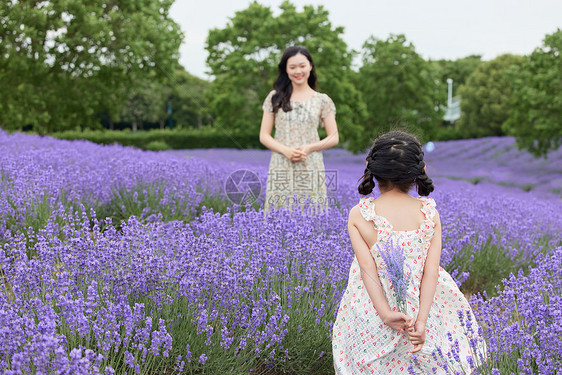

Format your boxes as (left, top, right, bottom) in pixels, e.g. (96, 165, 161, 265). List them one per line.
(0, 0, 183, 133)
(449, 233, 553, 297)
(432, 125, 464, 141)
(356, 34, 442, 144)
(119, 75, 170, 132)
(106, 66, 213, 131)
(3, 0, 559, 152)
(145, 140, 170, 151)
(504, 28, 562, 156)
(430, 55, 483, 88)
(457, 54, 524, 138)
(168, 68, 213, 129)
(205, 1, 367, 152)
(428, 55, 483, 106)
(50, 128, 265, 150)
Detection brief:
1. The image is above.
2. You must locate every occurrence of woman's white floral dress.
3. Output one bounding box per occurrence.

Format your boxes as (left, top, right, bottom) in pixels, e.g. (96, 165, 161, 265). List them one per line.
(332, 196, 486, 374)
(262, 90, 336, 212)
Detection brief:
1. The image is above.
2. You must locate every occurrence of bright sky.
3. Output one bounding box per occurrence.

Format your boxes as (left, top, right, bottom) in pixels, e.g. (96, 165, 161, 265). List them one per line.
(169, 0, 561, 79)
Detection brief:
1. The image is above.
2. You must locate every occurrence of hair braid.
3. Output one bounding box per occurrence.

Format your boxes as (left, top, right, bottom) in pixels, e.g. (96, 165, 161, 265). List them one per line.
(359, 131, 435, 196)
(358, 154, 376, 195)
(415, 148, 434, 196)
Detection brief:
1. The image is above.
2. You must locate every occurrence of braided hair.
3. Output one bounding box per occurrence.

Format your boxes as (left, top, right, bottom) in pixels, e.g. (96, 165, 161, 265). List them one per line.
(358, 131, 434, 196)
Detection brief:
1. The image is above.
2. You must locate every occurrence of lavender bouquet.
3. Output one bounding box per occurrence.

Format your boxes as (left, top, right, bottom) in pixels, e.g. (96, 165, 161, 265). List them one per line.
(376, 237, 412, 314)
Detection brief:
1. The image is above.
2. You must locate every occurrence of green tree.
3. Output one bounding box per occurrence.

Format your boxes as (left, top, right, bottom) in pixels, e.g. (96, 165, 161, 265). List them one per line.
(356, 34, 441, 142)
(428, 55, 482, 108)
(168, 68, 212, 129)
(504, 29, 562, 156)
(119, 77, 169, 132)
(0, 0, 183, 133)
(205, 0, 367, 151)
(431, 55, 482, 86)
(457, 54, 524, 138)
(116, 67, 213, 131)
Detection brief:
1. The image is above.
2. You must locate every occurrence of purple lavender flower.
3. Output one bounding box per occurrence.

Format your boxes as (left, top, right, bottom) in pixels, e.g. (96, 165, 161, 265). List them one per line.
(0, 131, 561, 373)
(199, 353, 208, 364)
(376, 237, 412, 313)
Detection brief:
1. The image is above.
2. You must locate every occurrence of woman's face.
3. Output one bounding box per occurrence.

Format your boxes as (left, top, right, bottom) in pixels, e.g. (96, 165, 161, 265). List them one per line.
(286, 53, 312, 87)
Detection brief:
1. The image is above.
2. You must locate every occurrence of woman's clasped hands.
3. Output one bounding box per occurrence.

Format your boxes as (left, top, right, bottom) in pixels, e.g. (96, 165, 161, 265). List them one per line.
(283, 144, 312, 162)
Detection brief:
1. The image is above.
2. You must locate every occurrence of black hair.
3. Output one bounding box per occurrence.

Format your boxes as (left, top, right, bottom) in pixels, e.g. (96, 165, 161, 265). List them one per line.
(358, 131, 434, 196)
(271, 46, 317, 113)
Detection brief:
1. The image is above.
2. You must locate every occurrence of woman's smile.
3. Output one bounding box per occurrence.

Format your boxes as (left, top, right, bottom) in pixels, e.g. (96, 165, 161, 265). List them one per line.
(286, 53, 312, 85)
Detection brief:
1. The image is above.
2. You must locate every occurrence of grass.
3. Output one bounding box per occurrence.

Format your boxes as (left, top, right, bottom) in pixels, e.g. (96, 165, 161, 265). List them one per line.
(448, 232, 555, 297)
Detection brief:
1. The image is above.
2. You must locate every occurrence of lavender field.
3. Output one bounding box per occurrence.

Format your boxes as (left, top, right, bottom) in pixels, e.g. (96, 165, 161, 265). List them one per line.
(1, 130, 561, 374)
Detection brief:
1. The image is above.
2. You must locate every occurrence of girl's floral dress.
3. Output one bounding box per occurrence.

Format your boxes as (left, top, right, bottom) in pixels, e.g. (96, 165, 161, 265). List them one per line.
(332, 196, 486, 374)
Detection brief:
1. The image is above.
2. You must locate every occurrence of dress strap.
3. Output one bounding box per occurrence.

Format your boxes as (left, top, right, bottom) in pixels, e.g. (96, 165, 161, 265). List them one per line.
(417, 197, 437, 226)
(358, 197, 394, 243)
(358, 197, 387, 229)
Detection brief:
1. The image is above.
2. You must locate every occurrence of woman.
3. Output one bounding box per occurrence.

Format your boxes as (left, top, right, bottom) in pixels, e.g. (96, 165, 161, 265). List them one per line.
(259, 46, 339, 212)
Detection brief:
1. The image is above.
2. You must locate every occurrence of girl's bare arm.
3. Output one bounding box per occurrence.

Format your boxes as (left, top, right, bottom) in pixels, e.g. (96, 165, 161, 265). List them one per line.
(347, 206, 392, 321)
(417, 210, 442, 324)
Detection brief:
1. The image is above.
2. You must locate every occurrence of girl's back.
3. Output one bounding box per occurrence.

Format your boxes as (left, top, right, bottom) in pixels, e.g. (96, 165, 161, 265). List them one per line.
(332, 131, 486, 374)
(350, 193, 429, 251)
(370, 193, 428, 231)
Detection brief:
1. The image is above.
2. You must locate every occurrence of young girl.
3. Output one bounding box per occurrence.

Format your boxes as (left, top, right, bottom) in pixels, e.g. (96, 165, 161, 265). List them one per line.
(259, 46, 339, 212)
(332, 131, 485, 374)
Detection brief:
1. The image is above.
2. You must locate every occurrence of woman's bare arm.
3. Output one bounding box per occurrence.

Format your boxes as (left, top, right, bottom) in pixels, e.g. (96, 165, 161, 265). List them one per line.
(305, 114, 339, 152)
(259, 110, 287, 154)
